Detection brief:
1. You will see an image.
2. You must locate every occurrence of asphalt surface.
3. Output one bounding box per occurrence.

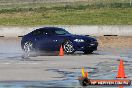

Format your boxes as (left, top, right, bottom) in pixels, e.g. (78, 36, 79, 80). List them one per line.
(0, 37, 132, 88)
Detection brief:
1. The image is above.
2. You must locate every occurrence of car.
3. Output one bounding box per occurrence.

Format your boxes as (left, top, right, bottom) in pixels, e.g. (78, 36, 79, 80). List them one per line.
(21, 27, 98, 54)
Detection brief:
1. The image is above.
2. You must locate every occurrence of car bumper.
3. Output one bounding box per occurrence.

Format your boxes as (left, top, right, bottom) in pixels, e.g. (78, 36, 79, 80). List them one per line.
(73, 41, 98, 51)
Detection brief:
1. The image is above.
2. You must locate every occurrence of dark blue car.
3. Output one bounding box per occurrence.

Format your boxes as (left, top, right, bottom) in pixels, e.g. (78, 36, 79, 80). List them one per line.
(21, 27, 98, 54)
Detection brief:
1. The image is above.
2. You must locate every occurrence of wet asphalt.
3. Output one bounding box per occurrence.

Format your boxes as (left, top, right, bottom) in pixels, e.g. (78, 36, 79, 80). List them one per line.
(0, 38, 132, 88)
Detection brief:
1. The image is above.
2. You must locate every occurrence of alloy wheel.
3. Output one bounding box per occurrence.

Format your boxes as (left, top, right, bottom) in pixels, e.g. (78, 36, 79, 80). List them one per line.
(63, 40, 75, 54)
(23, 41, 33, 52)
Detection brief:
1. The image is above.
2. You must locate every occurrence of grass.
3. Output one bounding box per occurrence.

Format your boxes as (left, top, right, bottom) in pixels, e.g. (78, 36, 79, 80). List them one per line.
(0, 0, 131, 26)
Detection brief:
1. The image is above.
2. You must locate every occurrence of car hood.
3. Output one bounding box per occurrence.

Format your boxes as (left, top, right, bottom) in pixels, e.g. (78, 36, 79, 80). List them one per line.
(59, 34, 97, 41)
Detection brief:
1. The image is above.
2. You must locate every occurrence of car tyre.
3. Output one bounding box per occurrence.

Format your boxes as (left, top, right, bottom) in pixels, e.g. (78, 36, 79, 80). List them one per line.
(63, 40, 75, 54)
(23, 41, 33, 53)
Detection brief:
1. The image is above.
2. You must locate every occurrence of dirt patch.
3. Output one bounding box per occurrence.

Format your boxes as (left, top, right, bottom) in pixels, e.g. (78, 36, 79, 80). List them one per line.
(97, 36, 132, 48)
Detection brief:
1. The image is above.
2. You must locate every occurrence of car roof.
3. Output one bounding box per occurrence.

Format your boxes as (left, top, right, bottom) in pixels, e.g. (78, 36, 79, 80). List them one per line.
(38, 27, 63, 30)
(31, 27, 65, 34)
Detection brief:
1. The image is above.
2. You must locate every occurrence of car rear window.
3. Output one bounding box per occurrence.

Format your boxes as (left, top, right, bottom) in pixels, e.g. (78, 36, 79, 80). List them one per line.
(54, 29, 70, 35)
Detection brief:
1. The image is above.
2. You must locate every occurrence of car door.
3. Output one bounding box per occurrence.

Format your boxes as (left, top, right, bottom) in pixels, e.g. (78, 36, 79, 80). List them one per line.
(48, 34, 64, 51)
(32, 28, 61, 51)
(31, 29, 49, 51)
(42, 28, 64, 51)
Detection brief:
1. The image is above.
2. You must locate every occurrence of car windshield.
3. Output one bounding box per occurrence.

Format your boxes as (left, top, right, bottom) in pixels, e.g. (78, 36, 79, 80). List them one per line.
(54, 28, 70, 35)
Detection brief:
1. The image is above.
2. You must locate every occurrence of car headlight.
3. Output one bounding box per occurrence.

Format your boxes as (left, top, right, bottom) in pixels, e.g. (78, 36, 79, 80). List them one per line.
(74, 39, 84, 42)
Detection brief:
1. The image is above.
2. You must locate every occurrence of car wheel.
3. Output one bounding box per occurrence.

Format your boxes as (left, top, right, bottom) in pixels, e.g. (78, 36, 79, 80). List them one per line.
(83, 50, 93, 54)
(63, 40, 75, 54)
(23, 41, 33, 53)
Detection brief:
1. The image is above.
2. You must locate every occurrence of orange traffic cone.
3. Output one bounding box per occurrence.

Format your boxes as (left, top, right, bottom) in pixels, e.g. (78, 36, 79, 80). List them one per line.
(85, 71, 88, 78)
(116, 59, 127, 78)
(59, 45, 64, 56)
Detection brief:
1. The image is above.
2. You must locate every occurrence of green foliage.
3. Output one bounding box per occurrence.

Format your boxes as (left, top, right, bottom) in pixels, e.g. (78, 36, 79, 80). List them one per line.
(0, 2, 132, 13)
(0, 1, 131, 25)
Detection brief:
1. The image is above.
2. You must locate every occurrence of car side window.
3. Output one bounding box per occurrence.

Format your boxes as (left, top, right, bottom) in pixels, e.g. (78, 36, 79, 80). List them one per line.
(32, 28, 52, 36)
(43, 28, 54, 35)
(32, 30, 43, 36)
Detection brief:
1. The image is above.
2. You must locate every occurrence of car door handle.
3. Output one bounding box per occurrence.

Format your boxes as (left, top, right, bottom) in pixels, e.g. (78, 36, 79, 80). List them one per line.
(53, 40, 58, 42)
